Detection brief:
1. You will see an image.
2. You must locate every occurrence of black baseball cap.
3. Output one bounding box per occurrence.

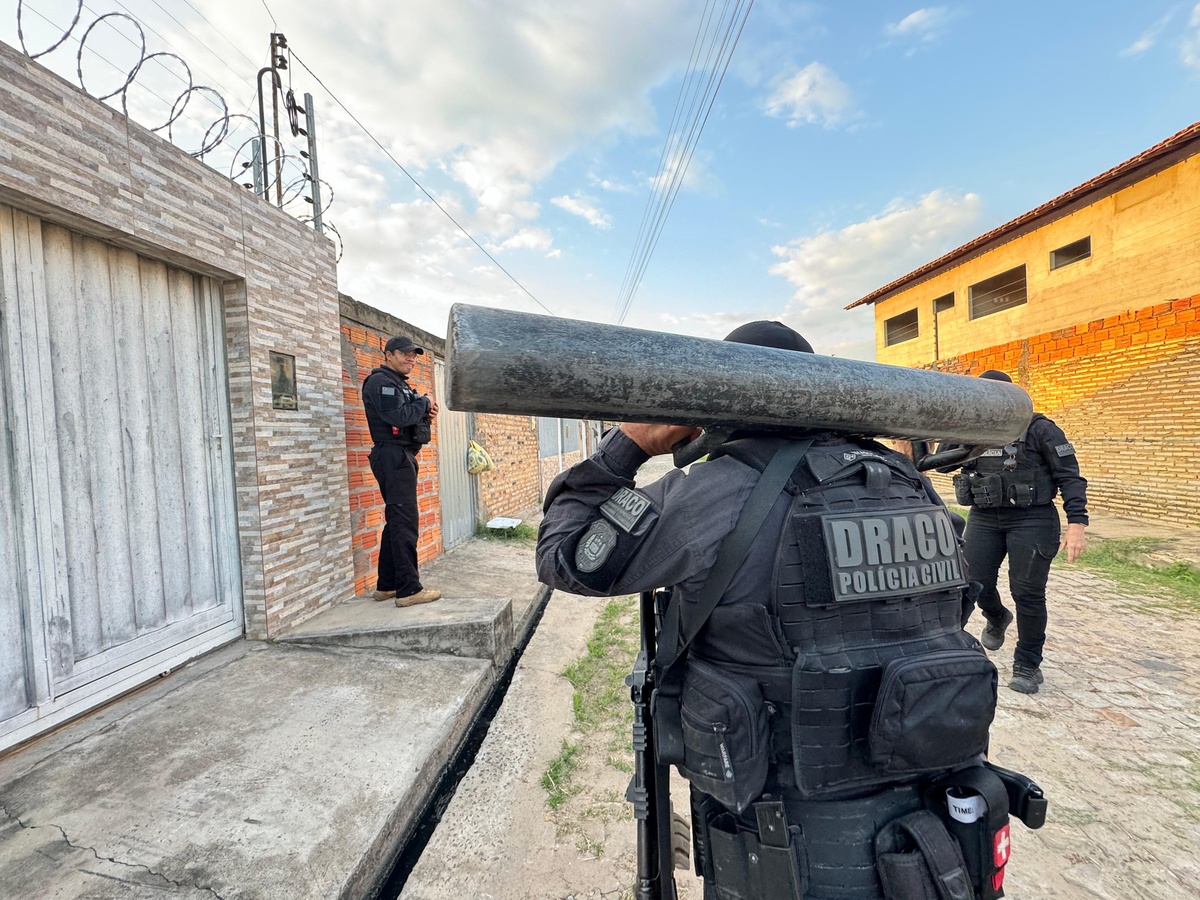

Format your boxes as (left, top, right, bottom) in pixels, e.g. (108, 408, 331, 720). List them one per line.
(384, 336, 424, 355)
(978, 369, 1012, 382)
(723, 320, 814, 354)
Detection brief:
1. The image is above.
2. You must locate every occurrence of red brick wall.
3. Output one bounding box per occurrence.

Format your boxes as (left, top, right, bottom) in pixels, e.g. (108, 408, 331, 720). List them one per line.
(474, 413, 543, 521)
(924, 294, 1200, 523)
(341, 317, 443, 597)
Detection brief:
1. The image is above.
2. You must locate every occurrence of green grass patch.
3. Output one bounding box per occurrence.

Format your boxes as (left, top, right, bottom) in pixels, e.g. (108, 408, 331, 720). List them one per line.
(540, 596, 640, 812)
(541, 740, 581, 810)
(474, 521, 538, 543)
(1075, 538, 1200, 611)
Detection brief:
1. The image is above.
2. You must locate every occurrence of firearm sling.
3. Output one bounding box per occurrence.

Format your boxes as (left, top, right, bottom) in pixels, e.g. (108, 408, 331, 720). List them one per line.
(652, 439, 813, 780)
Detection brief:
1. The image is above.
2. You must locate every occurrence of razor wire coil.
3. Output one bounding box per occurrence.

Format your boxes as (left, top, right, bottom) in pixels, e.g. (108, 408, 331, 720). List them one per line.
(14, 2, 334, 233)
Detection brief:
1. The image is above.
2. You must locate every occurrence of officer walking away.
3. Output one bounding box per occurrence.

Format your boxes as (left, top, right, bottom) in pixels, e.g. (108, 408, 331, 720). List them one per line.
(948, 370, 1088, 694)
(538, 322, 1005, 900)
(362, 336, 441, 607)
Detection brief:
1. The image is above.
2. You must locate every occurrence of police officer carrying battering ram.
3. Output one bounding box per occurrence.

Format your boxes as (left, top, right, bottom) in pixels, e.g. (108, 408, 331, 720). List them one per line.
(362, 336, 442, 608)
(538, 322, 1045, 900)
(941, 370, 1088, 695)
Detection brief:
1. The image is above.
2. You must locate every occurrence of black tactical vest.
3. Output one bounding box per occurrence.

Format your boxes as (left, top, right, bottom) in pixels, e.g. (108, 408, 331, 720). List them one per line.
(953, 416, 1055, 510)
(688, 436, 996, 802)
(363, 368, 432, 447)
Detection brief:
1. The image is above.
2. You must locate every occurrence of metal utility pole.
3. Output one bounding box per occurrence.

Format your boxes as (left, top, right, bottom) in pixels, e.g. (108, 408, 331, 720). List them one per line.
(304, 93, 323, 232)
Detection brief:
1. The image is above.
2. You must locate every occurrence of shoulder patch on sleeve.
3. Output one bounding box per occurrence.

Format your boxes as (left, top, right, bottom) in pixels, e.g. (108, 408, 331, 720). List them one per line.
(599, 487, 652, 533)
(381, 386, 396, 396)
(1055, 442, 1076, 457)
(576, 520, 618, 572)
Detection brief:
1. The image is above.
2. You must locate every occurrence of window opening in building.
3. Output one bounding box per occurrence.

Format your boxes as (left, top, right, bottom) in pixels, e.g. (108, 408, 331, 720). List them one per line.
(885, 308, 920, 346)
(969, 265, 1027, 319)
(933, 293, 955, 313)
(1050, 236, 1091, 270)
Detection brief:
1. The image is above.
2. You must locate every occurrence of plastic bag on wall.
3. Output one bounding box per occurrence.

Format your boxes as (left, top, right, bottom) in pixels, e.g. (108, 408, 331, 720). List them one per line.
(467, 440, 495, 475)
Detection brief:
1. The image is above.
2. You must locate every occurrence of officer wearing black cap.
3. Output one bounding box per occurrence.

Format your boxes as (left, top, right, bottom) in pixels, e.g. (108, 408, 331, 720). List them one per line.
(538, 322, 1002, 899)
(944, 370, 1088, 694)
(362, 336, 441, 607)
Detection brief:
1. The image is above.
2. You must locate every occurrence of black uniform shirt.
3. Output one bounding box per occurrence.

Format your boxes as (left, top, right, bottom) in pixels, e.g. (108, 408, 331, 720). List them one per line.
(1023, 414, 1089, 525)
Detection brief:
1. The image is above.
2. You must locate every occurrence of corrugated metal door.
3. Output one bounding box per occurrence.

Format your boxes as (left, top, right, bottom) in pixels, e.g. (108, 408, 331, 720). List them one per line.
(434, 359, 476, 549)
(0, 206, 243, 751)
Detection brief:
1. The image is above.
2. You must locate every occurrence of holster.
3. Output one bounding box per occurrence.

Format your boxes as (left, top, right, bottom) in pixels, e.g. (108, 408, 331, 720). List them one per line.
(694, 798, 806, 900)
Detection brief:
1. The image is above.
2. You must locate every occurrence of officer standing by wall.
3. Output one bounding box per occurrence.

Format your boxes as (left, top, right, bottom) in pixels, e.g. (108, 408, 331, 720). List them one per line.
(537, 322, 1003, 900)
(948, 370, 1088, 694)
(362, 336, 441, 608)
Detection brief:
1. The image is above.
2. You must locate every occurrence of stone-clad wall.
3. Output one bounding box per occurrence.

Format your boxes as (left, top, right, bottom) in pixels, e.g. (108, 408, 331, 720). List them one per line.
(923, 294, 1200, 523)
(339, 295, 445, 595)
(0, 41, 353, 638)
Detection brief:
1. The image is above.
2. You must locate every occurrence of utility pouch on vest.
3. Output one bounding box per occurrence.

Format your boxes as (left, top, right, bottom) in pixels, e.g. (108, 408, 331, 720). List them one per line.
(411, 418, 432, 445)
(869, 649, 997, 773)
(875, 810, 973, 900)
(952, 473, 975, 507)
(677, 659, 770, 814)
(969, 474, 1004, 509)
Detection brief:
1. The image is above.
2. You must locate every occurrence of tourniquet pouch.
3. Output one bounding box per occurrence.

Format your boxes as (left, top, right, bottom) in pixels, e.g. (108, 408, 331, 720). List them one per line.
(952, 473, 974, 507)
(869, 649, 997, 773)
(791, 640, 996, 798)
(678, 658, 769, 814)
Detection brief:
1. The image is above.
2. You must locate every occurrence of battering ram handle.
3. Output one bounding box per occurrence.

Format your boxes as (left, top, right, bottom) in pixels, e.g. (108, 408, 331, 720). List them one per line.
(444, 303, 1032, 453)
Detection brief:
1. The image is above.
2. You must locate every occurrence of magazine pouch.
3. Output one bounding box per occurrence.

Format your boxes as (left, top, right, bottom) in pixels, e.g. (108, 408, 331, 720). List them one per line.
(869, 649, 997, 773)
(969, 474, 1004, 509)
(678, 658, 769, 814)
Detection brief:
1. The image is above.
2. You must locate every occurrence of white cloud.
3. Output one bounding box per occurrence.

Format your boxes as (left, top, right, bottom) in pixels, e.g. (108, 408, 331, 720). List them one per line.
(767, 190, 985, 359)
(550, 194, 612, 228)
(763, 62, 856, 128)
(1182, 3, 1200, 70)
(1120, 10, 1176, 57)
(885, 7, 951, 42)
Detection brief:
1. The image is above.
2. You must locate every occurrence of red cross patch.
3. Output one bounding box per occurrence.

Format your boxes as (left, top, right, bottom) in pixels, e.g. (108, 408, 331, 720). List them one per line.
(994, 823, 1011, 867)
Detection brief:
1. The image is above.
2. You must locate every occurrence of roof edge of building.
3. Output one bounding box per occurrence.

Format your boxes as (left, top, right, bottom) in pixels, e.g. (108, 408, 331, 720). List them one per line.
(845, 120, 1200, 311)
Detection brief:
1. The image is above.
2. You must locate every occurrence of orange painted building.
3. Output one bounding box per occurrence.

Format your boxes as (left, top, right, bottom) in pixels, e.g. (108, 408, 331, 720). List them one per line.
(848, 122, 1200, 524)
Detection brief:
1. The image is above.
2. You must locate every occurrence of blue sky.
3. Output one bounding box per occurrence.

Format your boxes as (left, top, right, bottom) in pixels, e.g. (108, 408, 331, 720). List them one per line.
(6, 1, 1200, 358)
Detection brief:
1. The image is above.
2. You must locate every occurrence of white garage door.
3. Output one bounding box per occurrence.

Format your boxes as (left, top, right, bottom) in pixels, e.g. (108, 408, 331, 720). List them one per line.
(0, 206, 243, 751)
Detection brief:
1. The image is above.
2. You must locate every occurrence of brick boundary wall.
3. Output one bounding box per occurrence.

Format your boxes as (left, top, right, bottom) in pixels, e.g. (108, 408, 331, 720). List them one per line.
(340, 295, 445, 596)
(539, 451, 583, 498)
(474, 413, 543, 523)
(922, 294, 1200, 524)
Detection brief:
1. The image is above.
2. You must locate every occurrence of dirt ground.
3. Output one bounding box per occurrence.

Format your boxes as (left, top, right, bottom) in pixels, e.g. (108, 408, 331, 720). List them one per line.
(404, 457, 1200, 900)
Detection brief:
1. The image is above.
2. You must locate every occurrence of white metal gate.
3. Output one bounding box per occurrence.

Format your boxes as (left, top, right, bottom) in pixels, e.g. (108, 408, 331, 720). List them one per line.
(0, 206, 243, 751)
(434, 359, 477, 549)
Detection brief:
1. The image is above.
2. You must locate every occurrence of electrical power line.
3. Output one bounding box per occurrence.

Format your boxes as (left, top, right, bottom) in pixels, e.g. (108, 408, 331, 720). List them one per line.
(289, 48, 555, 317)
(613, 0, 753, 326)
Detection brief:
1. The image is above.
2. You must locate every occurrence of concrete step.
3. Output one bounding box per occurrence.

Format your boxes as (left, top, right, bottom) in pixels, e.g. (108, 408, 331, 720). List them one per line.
(278, 595, 514, 664)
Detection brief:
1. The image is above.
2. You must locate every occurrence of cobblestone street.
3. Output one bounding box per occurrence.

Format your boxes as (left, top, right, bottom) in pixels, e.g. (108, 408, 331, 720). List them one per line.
(983, 559, 1200, 899)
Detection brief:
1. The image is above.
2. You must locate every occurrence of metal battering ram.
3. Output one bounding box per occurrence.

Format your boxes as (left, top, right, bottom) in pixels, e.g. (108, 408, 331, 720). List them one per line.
(444, 303, 1033, 449)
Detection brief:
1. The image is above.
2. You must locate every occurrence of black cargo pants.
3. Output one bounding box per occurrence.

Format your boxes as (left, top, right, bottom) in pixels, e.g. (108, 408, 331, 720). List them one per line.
(963, 504, 1060, 669)
(369, 442, 423, 597)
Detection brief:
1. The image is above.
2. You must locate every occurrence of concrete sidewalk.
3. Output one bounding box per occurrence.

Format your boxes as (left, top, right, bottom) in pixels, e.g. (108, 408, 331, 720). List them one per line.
(0, 536, 548, 900)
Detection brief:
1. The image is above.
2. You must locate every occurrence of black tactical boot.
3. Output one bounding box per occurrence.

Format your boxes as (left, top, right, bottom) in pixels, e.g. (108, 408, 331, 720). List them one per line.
(1009, 665, 1044, 694)
(980, 608, 1014, 651)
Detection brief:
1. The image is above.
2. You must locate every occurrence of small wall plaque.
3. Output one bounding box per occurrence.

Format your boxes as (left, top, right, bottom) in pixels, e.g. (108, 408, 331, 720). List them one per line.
(270, 351, 297, 410)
